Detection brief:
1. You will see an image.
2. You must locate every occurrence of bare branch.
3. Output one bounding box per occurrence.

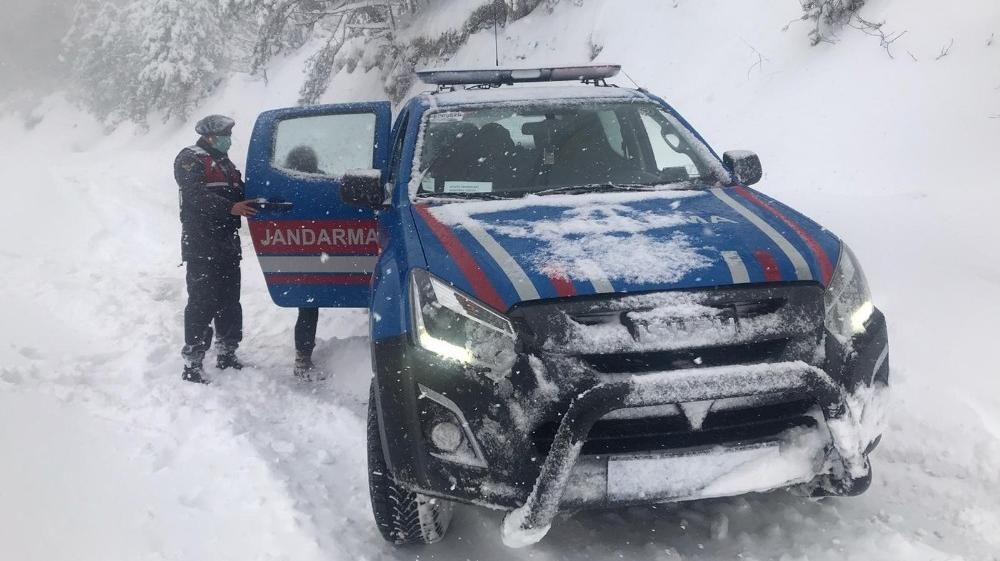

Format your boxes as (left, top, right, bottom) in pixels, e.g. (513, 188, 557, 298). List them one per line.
(781, 16, 805, 33)
(935, 38, 954, 60)
(850, 16, 907, 59)
(743, 40, 767, 79)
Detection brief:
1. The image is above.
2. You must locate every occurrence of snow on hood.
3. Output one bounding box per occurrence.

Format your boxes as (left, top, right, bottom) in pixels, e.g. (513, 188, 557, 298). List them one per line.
(433, 190, 712, 285)
(413, 187, 839, 311)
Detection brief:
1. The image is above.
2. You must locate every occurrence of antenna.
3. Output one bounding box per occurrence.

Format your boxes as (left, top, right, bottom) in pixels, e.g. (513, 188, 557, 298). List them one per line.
(493, 0, 501, 67)
(621, 70, 646, 92)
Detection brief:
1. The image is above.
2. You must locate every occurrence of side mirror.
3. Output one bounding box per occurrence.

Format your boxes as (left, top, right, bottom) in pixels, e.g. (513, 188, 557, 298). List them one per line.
(723, 151, 762, 186)
(341, 169, 385, 209)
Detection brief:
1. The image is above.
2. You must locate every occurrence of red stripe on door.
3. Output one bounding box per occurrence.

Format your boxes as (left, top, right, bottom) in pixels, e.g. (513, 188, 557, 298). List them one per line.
(732, 186, 834, 284)
(249, 219, 379, 255)
(754, 250, 783, 282)
(413, 205, 507, 312)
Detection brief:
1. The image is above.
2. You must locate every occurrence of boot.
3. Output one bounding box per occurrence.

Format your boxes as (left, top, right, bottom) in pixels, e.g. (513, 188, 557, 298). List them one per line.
(181, 344, 209, 384)
(216, 351, 244, 370)
(182, 363, 210, 384)
(293, 351, 327, 381)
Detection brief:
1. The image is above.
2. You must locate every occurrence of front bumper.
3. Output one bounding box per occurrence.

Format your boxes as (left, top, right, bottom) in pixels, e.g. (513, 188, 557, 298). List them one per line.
(500, 361, 873, 546)
(370, 297, 889, 545)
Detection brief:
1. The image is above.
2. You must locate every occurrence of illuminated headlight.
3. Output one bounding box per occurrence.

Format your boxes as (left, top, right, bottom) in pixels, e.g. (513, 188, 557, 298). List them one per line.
(824, 244, 874, 343)
(410, 269, 516, 366)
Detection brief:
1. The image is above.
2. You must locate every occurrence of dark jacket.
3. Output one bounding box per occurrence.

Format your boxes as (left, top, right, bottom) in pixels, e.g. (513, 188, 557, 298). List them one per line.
(174, 138, 245, 262)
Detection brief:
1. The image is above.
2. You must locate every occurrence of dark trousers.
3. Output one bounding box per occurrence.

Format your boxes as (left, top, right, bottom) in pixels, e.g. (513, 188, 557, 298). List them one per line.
(295, 308, 319, 354)
(182, 259, 242, 363)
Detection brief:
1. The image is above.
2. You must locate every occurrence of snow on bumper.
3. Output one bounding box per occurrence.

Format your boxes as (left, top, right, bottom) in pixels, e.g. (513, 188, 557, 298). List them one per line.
(500, 361, 881, 548)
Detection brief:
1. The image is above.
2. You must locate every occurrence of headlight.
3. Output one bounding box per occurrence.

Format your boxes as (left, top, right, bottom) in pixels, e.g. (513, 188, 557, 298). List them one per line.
(410, 269, 516, 367)
(824, 244, 874, 343)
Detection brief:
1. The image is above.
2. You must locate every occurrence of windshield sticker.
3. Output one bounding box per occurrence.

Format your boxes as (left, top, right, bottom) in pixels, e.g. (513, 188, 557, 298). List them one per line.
(444, 181, 494, 194)
(421, 177, 436, 192)
(429, 111, 465, 123)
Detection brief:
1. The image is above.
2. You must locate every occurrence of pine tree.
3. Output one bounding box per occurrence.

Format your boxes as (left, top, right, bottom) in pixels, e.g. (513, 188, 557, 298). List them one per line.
(63, 0, 559, 124)
(63, 1, 143, 122)
(132, 0, 228, 121)
(64, 0, 229, 124)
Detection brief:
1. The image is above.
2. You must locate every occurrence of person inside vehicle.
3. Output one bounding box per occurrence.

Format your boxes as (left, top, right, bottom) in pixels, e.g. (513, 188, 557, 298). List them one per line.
(283, 145, 327, 381)
(284, 144, 323, 176)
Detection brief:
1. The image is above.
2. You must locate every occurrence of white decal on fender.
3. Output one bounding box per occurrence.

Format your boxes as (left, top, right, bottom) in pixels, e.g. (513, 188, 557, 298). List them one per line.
(710, 189, 813, 281)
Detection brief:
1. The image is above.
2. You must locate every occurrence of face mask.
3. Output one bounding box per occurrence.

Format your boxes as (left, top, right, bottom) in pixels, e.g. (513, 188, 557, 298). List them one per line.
(213, 136, 232, 154)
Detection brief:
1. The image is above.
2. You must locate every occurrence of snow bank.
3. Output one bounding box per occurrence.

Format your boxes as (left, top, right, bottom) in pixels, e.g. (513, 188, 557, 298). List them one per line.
(0, 392, 328, 561)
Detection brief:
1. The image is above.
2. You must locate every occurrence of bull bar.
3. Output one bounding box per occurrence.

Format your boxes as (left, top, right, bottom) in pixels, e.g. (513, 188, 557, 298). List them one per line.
(500, 361, 866, 547)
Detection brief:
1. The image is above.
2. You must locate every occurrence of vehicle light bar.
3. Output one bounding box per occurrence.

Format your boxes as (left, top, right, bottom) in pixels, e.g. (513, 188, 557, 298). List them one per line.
(416, 64, 621, 86)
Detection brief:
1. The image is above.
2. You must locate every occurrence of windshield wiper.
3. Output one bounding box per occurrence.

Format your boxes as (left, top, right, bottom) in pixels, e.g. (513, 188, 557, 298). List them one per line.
(534, 182, 656, 196)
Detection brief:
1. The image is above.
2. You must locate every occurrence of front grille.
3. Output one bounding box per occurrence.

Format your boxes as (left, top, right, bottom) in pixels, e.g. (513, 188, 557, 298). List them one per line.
(581, 339, 790, 374)
(509, 283, 825, 369)
(567, 298, 786, 329)
(511, 285, 825, 457)
(532, 398, 816, 456)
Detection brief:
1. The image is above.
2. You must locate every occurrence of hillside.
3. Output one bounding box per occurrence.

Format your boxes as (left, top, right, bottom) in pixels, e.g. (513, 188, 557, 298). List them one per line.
(1, 1, 998, 560)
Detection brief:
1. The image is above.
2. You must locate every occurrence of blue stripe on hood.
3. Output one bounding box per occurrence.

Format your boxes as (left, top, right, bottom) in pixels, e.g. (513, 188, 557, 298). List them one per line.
(413, 187, 840, 309)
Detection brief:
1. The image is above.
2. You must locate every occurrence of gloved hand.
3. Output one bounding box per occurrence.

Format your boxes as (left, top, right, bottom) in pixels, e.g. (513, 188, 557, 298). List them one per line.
(230, 200, 258, 217)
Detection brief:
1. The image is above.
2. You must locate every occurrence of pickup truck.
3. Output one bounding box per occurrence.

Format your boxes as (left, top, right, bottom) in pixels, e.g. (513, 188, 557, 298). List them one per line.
(244, 65, 890, 547)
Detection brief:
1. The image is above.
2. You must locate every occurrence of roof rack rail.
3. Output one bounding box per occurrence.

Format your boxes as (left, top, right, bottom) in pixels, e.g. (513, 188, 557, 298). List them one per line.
(416, 65, 621, 88)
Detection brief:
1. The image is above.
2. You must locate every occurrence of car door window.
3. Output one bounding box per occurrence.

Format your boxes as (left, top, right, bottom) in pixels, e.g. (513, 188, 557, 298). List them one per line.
(273, 113, 377, 177)
(597, 110, 626, 157)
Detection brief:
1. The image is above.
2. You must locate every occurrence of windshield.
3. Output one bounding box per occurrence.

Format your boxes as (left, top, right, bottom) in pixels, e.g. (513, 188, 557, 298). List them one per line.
(412, 101, 730, 198)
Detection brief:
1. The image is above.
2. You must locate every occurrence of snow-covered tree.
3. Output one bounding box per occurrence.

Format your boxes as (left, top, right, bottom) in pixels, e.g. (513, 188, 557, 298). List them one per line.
(63, 0, 560, 123)
(63, 1, 143, 122)
(65, 0, 228, 124)
(132, 0, 229, 121)
(800, 0, 866, 45)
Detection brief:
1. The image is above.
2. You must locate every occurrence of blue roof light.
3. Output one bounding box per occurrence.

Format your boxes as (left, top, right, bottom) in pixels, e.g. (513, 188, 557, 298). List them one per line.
(416, 64, 621, 87)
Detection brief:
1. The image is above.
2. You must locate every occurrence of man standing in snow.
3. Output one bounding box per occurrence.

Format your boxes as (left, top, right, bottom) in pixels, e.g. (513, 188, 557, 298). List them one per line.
(174, 115, 257, 384)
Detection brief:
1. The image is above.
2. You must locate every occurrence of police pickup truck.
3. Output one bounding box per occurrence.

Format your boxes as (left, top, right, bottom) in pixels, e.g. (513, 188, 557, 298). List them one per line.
(244, 65, 889, 547)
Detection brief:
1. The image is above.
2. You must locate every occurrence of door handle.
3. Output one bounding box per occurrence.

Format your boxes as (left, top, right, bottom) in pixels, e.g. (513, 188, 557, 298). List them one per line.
(251, 199, 294, 211)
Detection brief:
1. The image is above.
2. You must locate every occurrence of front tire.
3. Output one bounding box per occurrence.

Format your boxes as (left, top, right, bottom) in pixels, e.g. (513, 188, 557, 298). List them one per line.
(367, 382, 453, 545)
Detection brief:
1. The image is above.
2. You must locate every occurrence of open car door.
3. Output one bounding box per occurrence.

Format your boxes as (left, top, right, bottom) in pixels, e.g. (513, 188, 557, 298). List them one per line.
(245, 102, 391, 308)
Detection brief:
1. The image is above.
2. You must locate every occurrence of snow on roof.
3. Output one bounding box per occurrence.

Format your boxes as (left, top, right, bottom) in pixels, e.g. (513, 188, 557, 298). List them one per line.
(426, 84, 646, 107)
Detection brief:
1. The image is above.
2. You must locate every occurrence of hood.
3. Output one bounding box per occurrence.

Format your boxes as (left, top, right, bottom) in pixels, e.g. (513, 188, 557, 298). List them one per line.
(410, 186, 840, 313)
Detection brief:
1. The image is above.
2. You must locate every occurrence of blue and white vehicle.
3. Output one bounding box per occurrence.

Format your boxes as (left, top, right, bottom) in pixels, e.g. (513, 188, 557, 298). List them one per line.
(245, 65, 889, 547)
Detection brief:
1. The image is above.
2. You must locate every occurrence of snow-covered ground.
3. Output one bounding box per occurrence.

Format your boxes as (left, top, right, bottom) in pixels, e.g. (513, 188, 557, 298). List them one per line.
(2, 1, 999, 559)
